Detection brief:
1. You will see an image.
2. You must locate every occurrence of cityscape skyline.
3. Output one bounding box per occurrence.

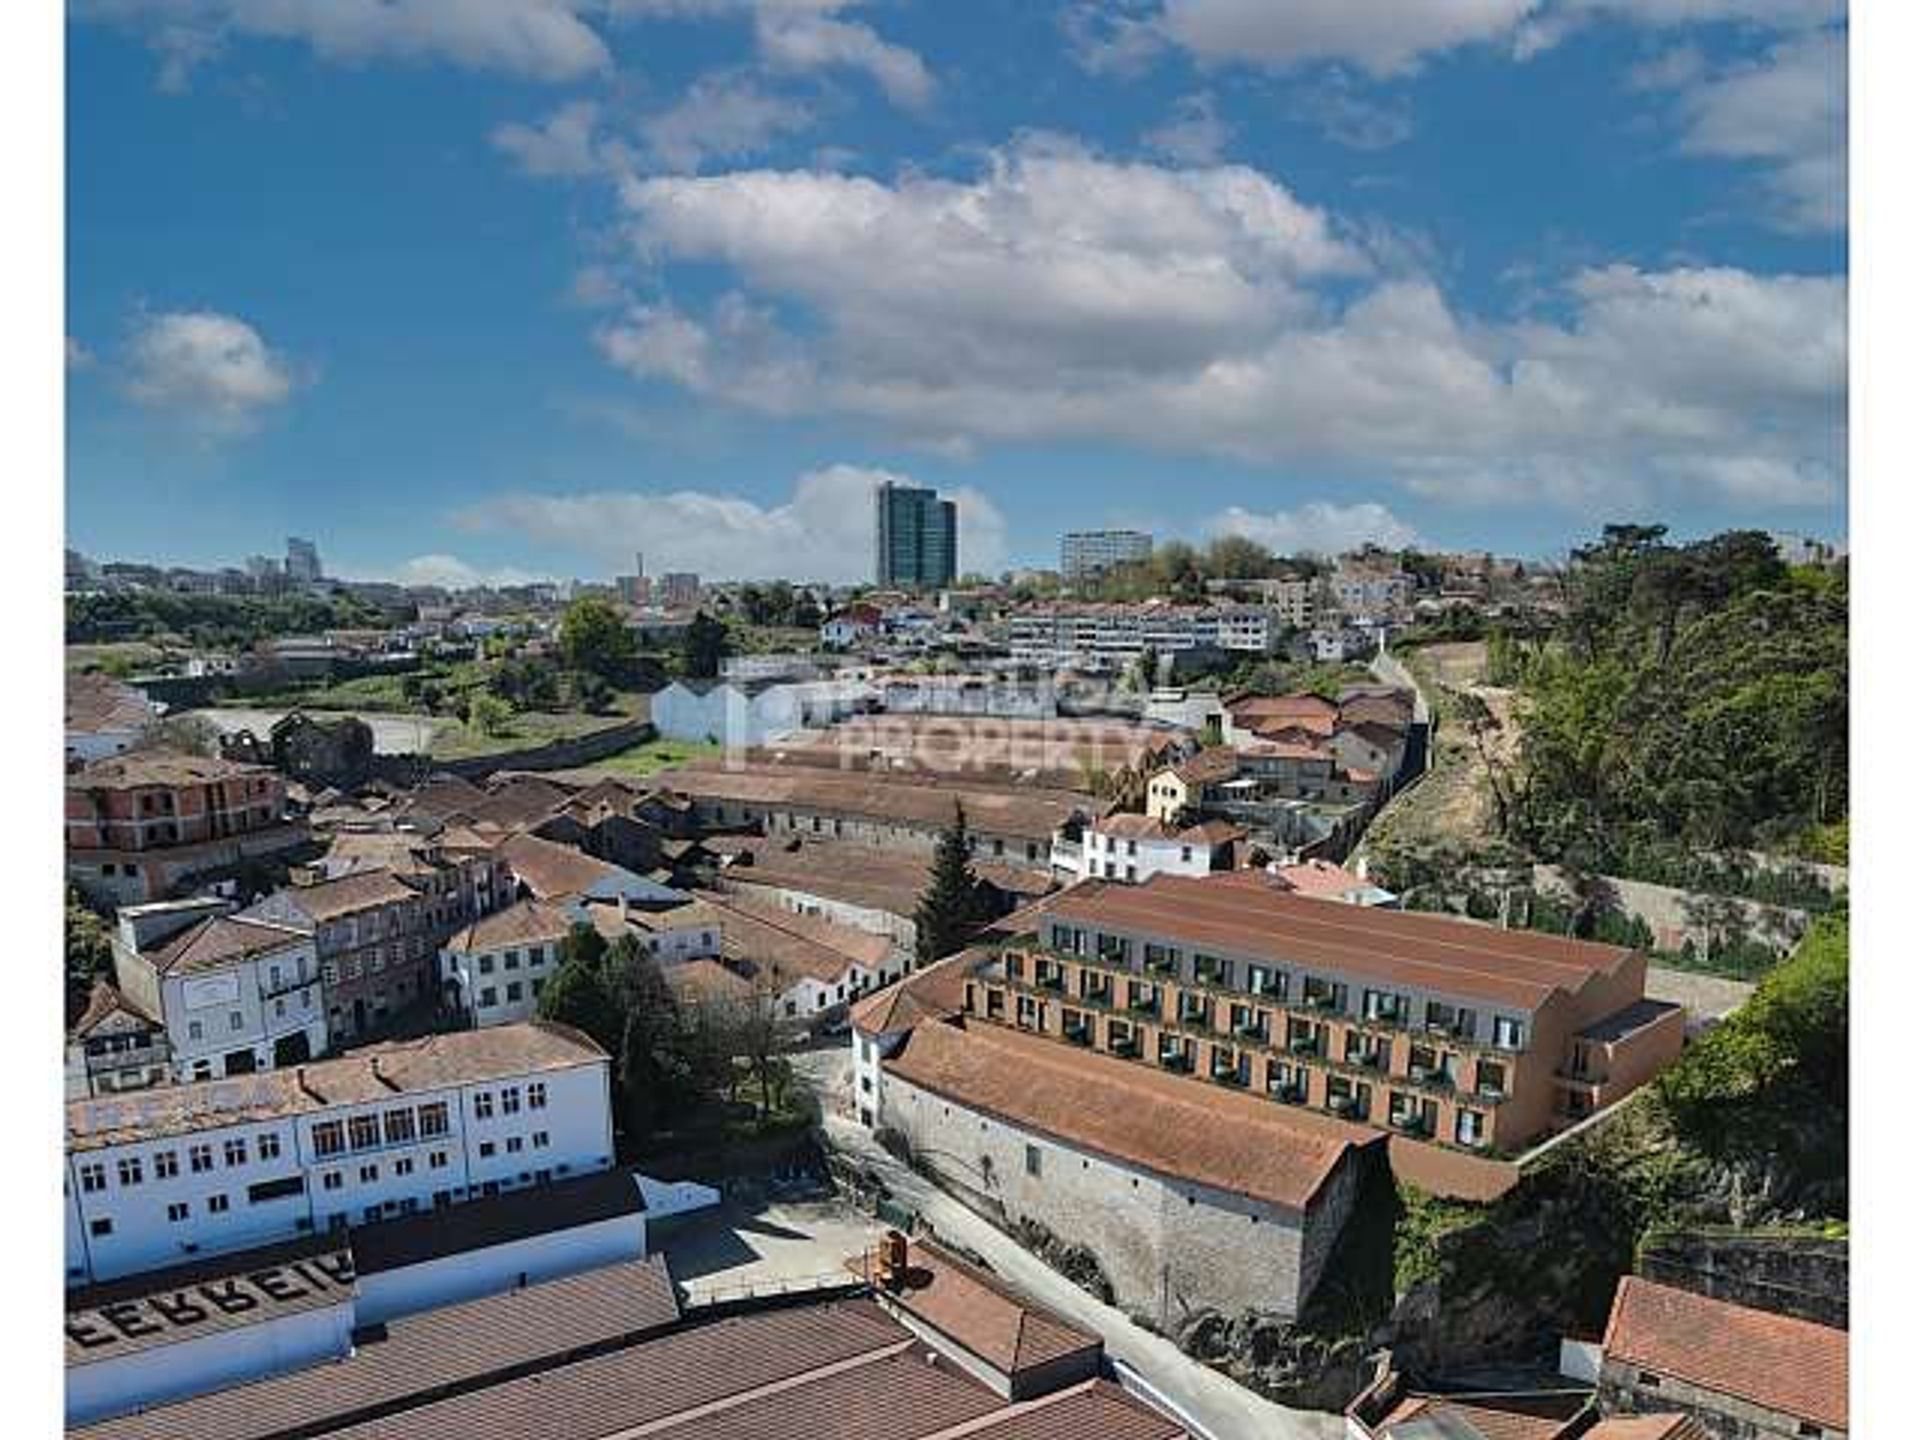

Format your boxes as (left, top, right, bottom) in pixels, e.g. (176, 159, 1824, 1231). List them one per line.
(66, 2, 1845, 588)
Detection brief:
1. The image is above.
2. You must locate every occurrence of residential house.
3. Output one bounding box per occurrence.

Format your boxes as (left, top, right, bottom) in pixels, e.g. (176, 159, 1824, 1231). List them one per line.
(66, 982, 171, 1102)
(1052, 812, 1242, 884)
(1268, 858, 1398, 907)
(66, 672, 157, 768)
(111, 900, 328, 1082)
(440, 899, 577, 1028)
(246, 871, 437, 1044)
(820, 602, 883, 648)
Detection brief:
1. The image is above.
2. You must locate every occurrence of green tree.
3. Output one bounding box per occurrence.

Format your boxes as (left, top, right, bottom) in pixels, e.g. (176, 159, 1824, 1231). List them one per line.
(66, 888, 116, 1028)
(559, 596, 637, 682)
(466, 692, 514, 737)
(536, 923, 623, 1054)
(681, 610, 729, 679)
(1204, 534, 1272, 580)
(914, 800, 984, 966)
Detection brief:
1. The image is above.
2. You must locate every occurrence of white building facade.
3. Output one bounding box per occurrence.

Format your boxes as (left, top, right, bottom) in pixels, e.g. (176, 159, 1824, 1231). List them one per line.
(64, 1024, 614, 1285)
(1060, 530, 1152, 580)
(1008, 605, 1280, 672)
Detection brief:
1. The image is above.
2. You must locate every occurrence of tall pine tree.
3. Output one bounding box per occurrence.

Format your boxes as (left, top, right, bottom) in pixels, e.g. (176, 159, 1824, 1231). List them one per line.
(914, 799, 983, 966)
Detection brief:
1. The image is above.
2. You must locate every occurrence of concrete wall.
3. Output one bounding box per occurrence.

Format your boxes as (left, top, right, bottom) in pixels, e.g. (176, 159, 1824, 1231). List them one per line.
(880, 1071, 1349, 1330)
(1598, 1359, 1844, 1440)
(354, 1207, 646, 1324)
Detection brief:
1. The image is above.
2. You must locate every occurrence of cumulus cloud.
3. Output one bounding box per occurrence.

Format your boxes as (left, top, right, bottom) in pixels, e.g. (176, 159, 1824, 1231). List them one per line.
(67, 337, 97, 371)
(590, 143, 1842, 513)
(71, 0, 611, 88)
(388, 554, 547, 589)
(1210, 501, 1423, 555)
(454, 465, 1007, 582)
(492, 100, 619, 178)
(1151, 0, 1538, 76)
(641, 72, 815, 172)
(1289, 74, 1416, 150)
(1659, 27, 1845, 232)
(120, 309, 300, 435)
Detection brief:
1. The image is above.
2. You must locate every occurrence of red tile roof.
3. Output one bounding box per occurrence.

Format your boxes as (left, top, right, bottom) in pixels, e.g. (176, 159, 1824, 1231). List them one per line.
(68, 749, 271, 791)
(147, 915, 309, 975)
(884, 1019, 1375, 1213)
(66, 671, 156, 736)
(69, 979, 160, 1038)
(1376, 1396, 1571, 1440)
(880, 1239, 1099, 1379)
(851, 954, 972, 1035)
(1602, 1277, 1848, 1431)
(1042, 872, 1636, 1013)
(276, 867, 423, 920)
(443, 897, 576, 953)
(1582, 1418, 1710, 1440)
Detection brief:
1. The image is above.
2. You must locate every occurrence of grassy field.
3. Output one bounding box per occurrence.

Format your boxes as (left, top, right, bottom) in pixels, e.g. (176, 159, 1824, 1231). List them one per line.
(66, 642, 168, 675)
(572, 736, 724, 778)
(426, 710, 639, 761)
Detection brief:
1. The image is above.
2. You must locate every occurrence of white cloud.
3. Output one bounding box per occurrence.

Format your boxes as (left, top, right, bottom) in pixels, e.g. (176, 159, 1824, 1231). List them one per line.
(1289, 74, 1416, 150)
(72, 0, 611, 87)
(454, 464, 1007, 582)
(641, 72, 814, 172)
(120, 309, 300, 434)
(1143, 93, 1231, 164)
(390, 554, 547, 588)
(1152, 0, 1539, 76)
(1662, 27, 1845, 232)
(492, 100, 621, 179)
(1210, 501, 1423, 555)
(67, 337, 97, 371)
(754, 6, 934, 108)
(590, 143, 1843, 514)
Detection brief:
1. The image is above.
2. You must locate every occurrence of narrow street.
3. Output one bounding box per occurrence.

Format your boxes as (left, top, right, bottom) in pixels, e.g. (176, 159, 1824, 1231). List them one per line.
(791, 1048, 1345, 1440)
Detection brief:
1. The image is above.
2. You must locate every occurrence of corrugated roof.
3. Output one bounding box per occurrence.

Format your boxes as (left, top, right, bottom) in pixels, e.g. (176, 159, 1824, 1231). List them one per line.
(1042, 872, 1636, 1013)
(70, 1256, 681, 1440)
(935, 1379, 1188, 1439)
(1601, 1277, 1847, 1430)
(884, 1019, 1372, 1213)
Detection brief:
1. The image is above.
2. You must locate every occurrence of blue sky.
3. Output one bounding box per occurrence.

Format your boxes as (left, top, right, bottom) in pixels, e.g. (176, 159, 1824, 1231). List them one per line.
(65, 0, 1847, 584)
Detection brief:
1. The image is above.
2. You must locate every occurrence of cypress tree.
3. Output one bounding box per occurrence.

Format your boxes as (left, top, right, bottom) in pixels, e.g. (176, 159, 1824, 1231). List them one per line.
(914, 799, 983, 966)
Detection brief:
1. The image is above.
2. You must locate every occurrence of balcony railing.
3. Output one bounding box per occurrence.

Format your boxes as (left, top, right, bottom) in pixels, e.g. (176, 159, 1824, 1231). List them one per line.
(1034, 972, 1065, 993)
(1390, 1111, 1434, 1137)
(1158, 1051, 1194, 1074)
(1064, 1024, 1093, 1048)
(1144, 954, 1179, 977)
(1130, 994, 1161, 1015)
(1080, 989, 1113, 1010)
(1267, 1082, 1308, 1104)
(87, 1042, 168, 1072)
(1109, 1038, 1140, 1059)
(1236, 1022, 1270, 1043)
(1347, 1049, 1390, 1073)
(1289, 1035, 1322, 1057)
(1211, 1068, 1248, 1089)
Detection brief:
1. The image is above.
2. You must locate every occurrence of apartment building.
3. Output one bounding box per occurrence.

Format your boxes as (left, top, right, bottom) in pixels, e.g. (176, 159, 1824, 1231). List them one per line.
(64, 1021, 614, 1285)
(111, 900, 329, 1082)
(1329, 564, 1415, 622)
(315, 828, 510, 935)
(246, 871, 439, 1044)
(1051, 812, 1241, 884)
(1007, 604, 1281, 672)
(875, 480, 958, 590)
(963, 871, 1685, 1155)
(1060, 529, 1152, 580)
(440, 898, 576, 1028)
(66, 751, 309, 905)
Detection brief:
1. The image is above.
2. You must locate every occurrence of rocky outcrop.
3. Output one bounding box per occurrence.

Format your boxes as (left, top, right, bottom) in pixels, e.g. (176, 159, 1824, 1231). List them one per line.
(1008, 1217, 1114, 1306)
(1177, 1311, 1378, 1411)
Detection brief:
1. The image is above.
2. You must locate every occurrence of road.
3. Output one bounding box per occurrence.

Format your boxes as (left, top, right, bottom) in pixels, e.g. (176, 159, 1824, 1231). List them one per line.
(791, 1048, 1343, 1440)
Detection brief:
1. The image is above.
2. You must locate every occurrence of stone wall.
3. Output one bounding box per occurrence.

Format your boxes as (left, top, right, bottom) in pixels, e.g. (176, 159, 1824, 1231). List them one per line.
(879, 1070, 1351, 1331)
(1636, 1230, 1848, 1330)
(1598, 1359, 1838, 1440)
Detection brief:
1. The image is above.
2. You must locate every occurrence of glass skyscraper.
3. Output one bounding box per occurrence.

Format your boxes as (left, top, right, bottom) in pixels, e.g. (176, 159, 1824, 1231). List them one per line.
(874, 481, 958, 589)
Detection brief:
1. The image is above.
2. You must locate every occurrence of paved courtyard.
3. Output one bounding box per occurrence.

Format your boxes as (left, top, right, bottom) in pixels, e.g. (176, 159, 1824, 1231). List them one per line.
(659, 1194, 883, 1306)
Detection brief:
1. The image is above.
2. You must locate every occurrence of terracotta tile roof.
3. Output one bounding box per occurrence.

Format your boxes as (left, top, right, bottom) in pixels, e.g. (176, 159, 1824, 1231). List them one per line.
(1602, 1277, 1847, 1430)
(69, 979, 159, 1038)
(657, 763, 1094, 841)
(274, 867, 423, 921)
(146, 915, 309, 975)
(1376, 1396, 1572, 1440)
(1339, 719, 1407, 749)
(498, 832, 684, 904)
(1225, 692, 1336, 720)
(1093, 812, 1177, 840)
(67, 1021, 606, 1151)
(703, 892, 892, 987)
(718, 836, 1052, 919)
(1176, 819, 1244, 845)
(68, 749, 271, 791)
(1043, 872, 1636, 1013)
(65, 671, 156, 736)
(947, 1379, 1190, 1439)
(395, 774, 488, 822)
(884, 1019, 1375, 1213)
(1167, 748, 1241, 786)
(1270, 858, 1374, 899)
(1581, 1418, 1710, 1440)
(852, 954, 973, 1035)
(883, 1239, 1099, 1378)
(665, 956, 759, 1006)
(443, 896, 576, 953)
(1250, 715, 1336, 741)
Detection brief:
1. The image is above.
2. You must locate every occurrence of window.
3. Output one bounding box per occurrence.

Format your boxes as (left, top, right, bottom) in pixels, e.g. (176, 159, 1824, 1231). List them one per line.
(418, 1102, 450, 1137)
(504, 949, 520, 970)
(230, 1011, 245, 1032)
(480, 987, 498, 1008)
(1492, 1016, 1525, 1051)
(501, 1087, 521, 1115)
(1025, 1144, 1042, 1177)
(207, 1193, 230, 1214)
(506, 1136, 524, 1154)
(188, 1020, 204, 1042)
(1455, 1109, 1487, 1147)
(506, 982, 523, 1003)
(381, 1109, 415, 1145)
(224, 1138, 247, 1167)
(479, 1141, 496, 1158)
(115, 1156, 143, 1187)
(532, 1131, 549, 1148)
(474, 1092, 495, 1120)
(323, 1170, 343, 1191)
(248, 1176, 304, 1204)
(359, 1163, 379, 1183)
(167, 1202, 189, 1223)
(478, 955, 495, 975)
(395, 1157, 414, 1176)
(154, 1150, 179, 1179)
(527, 1083, 546, 1110)
(90, 1218, 113, 1237)
(1637, 1372, 1661, 1388)
(312, 1122, 345, 1158)
(429, 1149, 449, 1169)
(79, 1162, 106, 1193)
(258, 1133, 281, 1161)
(189, 1143, 215, 1173)
(1799, 1424, 1824, 1438)
(348, 1115, 381, 1151)
(532, 979, 545, 998)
